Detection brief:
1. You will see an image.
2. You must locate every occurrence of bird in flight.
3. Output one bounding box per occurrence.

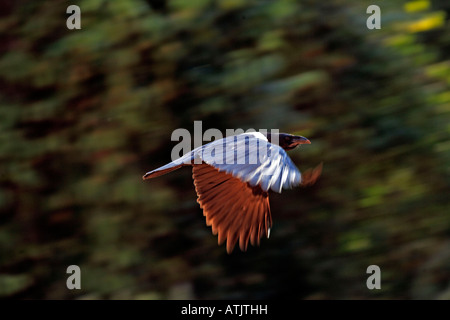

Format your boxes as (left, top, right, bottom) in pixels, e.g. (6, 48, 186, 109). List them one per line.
(143, 131, 322, 253)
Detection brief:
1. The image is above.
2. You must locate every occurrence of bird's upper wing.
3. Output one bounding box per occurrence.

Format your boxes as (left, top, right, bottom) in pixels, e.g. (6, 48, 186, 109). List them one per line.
(197, 132, 302, 193)
(144, 132, 303, 192)
(192, 163, 271, 253)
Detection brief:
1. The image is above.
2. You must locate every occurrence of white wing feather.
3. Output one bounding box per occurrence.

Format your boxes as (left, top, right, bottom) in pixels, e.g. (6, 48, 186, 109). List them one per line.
(144, 132, 302, 192)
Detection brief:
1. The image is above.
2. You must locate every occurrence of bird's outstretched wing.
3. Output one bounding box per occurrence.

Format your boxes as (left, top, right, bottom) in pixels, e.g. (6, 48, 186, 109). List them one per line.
(199, 132, 302, 193)
(192, 163, 271, 253)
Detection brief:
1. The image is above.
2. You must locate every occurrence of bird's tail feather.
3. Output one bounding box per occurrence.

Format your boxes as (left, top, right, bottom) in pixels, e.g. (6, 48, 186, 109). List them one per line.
(142, 163, 185, 180)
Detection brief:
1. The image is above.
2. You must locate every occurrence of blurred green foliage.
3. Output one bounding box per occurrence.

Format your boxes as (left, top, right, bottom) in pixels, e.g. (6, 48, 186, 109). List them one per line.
(0, 0, 449, 299)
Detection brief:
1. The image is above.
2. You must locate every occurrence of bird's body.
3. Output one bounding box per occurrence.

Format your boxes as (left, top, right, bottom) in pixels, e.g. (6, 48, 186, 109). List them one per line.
(143, 131, 321, 253)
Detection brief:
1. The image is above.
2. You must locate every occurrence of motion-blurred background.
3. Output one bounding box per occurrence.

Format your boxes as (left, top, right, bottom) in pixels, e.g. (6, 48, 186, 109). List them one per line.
(0, 0, 449, 299)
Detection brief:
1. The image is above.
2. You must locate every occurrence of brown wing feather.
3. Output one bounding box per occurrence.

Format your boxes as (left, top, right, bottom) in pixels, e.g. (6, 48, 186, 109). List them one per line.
(192, 163, 271, 253)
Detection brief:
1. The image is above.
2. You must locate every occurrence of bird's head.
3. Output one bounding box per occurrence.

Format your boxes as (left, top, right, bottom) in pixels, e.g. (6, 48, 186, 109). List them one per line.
(266, 133, 311, 151)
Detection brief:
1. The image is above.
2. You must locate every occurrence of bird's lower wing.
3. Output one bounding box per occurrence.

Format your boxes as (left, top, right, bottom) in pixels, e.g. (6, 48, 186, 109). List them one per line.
(192, 163, 272, 253)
